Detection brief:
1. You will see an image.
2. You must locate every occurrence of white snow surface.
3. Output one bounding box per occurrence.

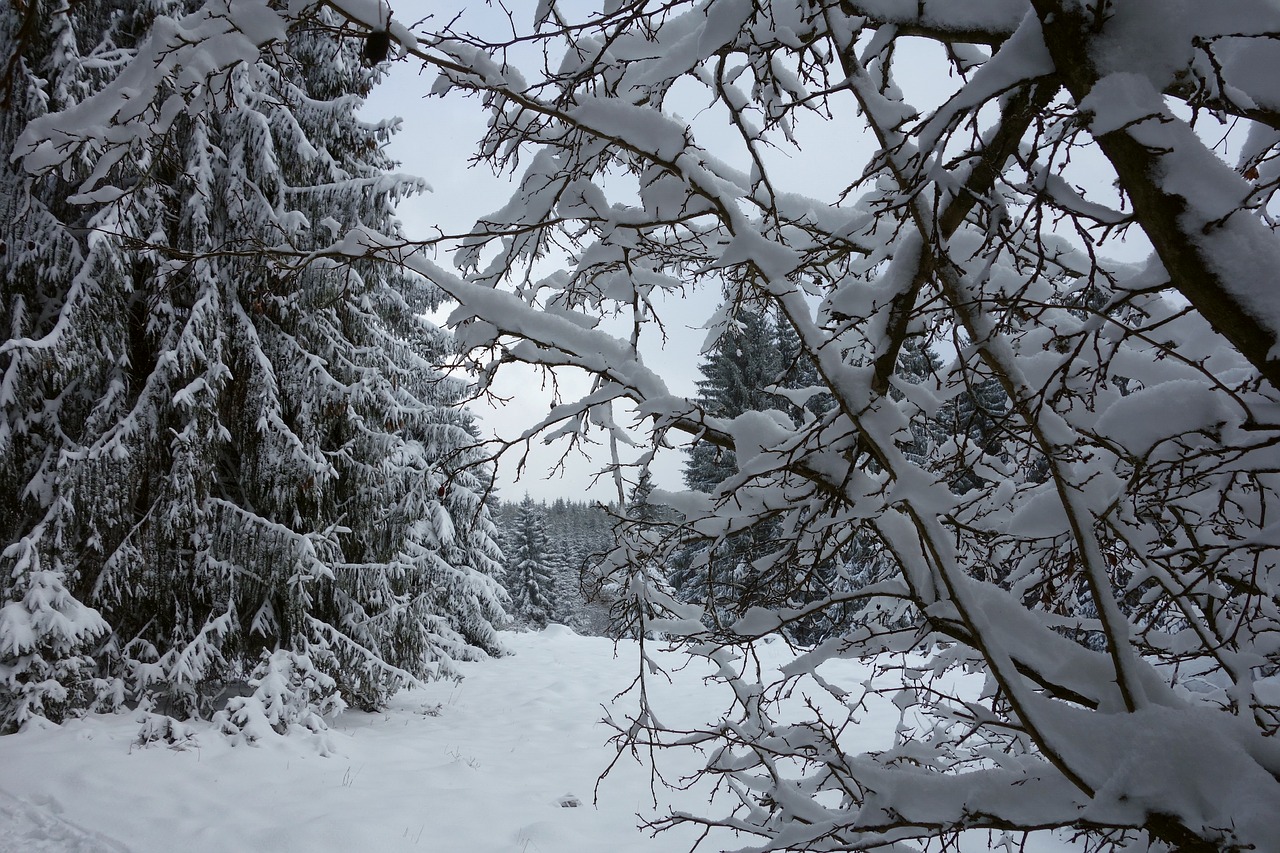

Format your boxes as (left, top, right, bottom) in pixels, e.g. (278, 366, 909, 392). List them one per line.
(0, 628, 1081, 853)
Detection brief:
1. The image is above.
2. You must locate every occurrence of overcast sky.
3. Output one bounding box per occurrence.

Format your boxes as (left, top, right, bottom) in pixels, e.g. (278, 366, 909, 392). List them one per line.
(358, 2, 880, 503)
(364, 68, 710, 503)
(359, 3, 1151, 504)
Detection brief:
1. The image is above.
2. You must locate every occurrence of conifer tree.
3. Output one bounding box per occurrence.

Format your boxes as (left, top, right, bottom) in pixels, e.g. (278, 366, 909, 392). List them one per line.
(627, 470, 662, 525)
(503, 495, 559, 628)
(0, 1, 506, 729)
(0, 566, 111, 730)
(674, 308, 787, 618)
(0, 0, 119, 731)
(934, 359, 1010, 494)
(678, 321, 944, 639)
(504, 496, 615, 634)
(593, 470, 680, 640)
(69, 2, 1280, 846)
(683, 308, 781, 492)
(773, 309, 834, 421)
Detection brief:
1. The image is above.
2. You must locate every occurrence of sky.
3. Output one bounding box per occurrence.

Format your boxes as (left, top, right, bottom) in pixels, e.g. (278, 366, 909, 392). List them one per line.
(359, 11, 726, 502)
(359, 11, 693, 503)
(358, 3, 1151, 504)
(358, 1, 892, 502)
(361, 84, 655, 504)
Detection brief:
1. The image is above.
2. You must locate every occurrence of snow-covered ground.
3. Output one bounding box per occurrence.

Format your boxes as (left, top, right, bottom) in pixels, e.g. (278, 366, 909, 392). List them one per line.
(0, 627, 1080, 852)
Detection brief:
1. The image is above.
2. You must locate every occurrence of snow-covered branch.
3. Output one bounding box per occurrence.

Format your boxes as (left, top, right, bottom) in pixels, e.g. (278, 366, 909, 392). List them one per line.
(11, 0, 1280, 849)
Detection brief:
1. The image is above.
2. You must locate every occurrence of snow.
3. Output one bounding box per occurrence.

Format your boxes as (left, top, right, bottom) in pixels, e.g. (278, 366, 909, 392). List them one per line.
(0, 629, 1084, 853)
(839, 0, 1026, 36)
(0, 789, 131, 853)
(1076, 72, 1165, 137)
(568, 97, 689, 162)
(10, 0, 1280, 847)
(1093, 378, 1230, 457)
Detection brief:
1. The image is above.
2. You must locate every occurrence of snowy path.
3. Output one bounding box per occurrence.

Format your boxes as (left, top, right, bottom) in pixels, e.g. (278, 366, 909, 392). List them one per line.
(0, 789, 132, 853)
(0, 628, 739, 853)
(0, 628, 1078, 852)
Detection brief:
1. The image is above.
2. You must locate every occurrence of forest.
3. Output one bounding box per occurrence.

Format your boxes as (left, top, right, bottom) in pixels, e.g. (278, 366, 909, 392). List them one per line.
(4, 1, 1280, 851)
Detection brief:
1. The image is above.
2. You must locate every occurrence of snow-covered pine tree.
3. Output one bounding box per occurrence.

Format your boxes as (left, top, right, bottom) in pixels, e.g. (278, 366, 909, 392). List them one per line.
(522, 496, 615, 634)
(0, 566, 111, 730)
(0, 0, 121, 732)
(72, 2, 1277, 847)
(28, 1, 1280, 846)
(539, 498, 579, 625)
(773, 307, 834, 422)
(673, 307, 788, 620)
(0, 0, 505, 729)
(502, 495, 559, 629)
(683, 308, 781, 492)
(595, 471, 681, 640)
(626, 470, 662, 525)
(772, 310, 857, 641)
(933, 349, 1010, 494)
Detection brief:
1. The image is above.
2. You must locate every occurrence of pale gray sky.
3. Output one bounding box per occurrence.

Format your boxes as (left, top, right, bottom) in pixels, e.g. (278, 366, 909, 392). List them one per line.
(360, 4, 1152, 502)
(364, 52, 706, 503)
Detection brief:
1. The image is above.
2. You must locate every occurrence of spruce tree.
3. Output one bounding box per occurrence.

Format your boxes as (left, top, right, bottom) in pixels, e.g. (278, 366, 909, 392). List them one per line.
(0, 1, 506, 729)
(934, 360, 1010, 494)
(677, 321, 943, 640)
(774, 309, 834, 422)
(510, 496, 615, 634)
(684, 309, 781, 492)
(0, 0, 119, 730)
(588, 470, 680, 640)
(503, 495, 559, 628)
(673, 308, 785, 619)
(627, 470, 662, 525)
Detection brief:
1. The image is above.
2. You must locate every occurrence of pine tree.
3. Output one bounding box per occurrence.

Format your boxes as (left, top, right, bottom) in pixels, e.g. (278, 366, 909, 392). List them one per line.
(0, 1, 506, 729)
(674, 308, 784, 616)
(515, 496, 616, 634)
(893, 336, 945, 466)
(503, 495, 559, 628)
(774, 309, 834, 422)
(627, 470, 662, 524)
(494, 495, 617, 633)
(925, 333, 1009, 496)
(679, 323, 942, 640)
(590, 471, 681, 640)
(684, 308, 781, 492)
(0, 0, 118, 732)
(0, 565, 111, 731)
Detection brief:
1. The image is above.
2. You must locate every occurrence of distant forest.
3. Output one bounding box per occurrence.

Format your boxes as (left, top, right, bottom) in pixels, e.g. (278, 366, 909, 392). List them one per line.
(491, 497, 618, 635)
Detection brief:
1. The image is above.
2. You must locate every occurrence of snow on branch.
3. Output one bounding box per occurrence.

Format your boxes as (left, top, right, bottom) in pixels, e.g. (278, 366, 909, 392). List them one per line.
(14, 0, 1280, 849)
